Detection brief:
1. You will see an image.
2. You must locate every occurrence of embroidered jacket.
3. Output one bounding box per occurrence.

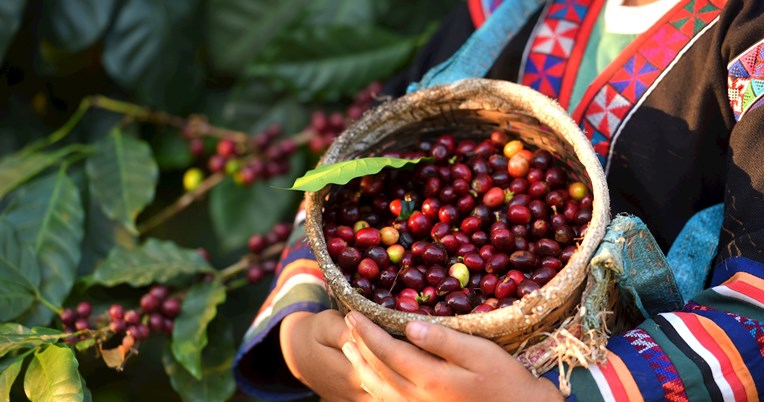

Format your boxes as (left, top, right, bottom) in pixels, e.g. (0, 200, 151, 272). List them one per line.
(233, 0, 763, 400)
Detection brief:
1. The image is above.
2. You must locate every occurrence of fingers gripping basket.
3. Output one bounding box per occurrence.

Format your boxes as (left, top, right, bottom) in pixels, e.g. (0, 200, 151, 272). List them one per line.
(304, 78, 613, 385)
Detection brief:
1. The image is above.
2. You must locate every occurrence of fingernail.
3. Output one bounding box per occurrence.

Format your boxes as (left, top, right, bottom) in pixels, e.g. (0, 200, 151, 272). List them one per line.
(407, 321, 427, 341)
(341, 341, 355, 361)
(344, 312, 357, 329)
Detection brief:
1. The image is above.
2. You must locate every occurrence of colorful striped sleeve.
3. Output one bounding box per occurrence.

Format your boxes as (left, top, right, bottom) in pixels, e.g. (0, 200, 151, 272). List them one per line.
(544, 257, 764, 401)
(233, 207, 331, 400)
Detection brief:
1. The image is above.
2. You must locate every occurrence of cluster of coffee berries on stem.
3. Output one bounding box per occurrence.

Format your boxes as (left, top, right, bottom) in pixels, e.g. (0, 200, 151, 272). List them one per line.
(308, 82, 383, 154)
(60, 285, 182, 350)
(322, 132, 592, 316)
(246, 222, 293, 284)
(181, 82, 383, 192)
(60, 301, 95, 336)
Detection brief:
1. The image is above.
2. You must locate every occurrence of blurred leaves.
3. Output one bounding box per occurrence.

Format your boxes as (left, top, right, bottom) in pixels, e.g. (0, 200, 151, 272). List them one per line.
(247, 25, 422, 101)
(207, 0, 311, 75)
(40, 0, 117, 53)
(102, 0, 204, 109)
(0, 0, 25, 61)
(2, 169, 84, 327)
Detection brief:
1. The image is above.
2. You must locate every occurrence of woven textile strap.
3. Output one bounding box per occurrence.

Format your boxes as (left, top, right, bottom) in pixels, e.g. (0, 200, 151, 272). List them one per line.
(404, 0, 724, 316)
(406, 0, 545, 94)
(590, 214, 684, 318)
(665, 203, 724, 303)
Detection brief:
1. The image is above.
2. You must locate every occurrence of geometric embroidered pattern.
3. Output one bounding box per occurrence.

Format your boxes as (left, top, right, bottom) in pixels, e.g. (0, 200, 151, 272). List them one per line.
(572, 0, 725, 165)
(624, 328, 689, 401)
(685, 301, 765, 356)
(727, 40, 764, 122)
(520, 0, 602, 109)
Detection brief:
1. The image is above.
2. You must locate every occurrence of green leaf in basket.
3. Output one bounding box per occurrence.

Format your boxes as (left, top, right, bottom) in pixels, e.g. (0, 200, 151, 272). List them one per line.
(285, 156, 427, 192)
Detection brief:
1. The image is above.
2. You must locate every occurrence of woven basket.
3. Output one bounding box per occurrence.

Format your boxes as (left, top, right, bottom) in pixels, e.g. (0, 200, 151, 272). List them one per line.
(304, 78, 613, 381)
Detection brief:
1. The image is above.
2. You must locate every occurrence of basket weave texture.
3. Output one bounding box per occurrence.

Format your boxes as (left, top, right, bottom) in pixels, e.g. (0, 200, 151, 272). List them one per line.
(303, 78, 613, 378)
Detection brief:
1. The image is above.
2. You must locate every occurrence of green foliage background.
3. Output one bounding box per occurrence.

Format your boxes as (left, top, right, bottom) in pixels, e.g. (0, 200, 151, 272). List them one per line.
(0, 0, 460, 401)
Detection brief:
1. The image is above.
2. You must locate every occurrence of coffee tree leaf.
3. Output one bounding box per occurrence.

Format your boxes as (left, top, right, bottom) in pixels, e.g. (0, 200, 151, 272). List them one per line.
(206, 0, 310, 75)
(210, 151, 304, 251)
(86, 127, 158, 235)
(171, 280, 226, 381)
(40, 0, 117, 52)
(286, 156, 427, 192)
(0, 149, 71, 201)
(102, 0, 203, 109)
(92, 238, 213, 287)
(163, 320, 235, 402)
(77, 191, 137, 277)
(302, 0, 376, 26)
(3, 169, 84, 327)
(24, 344, 84, 402)
(245, 25, 419, 101)
(0, 224, 41, 322)
(0, 324, 64, 359)
(80, 375, 92, 402)
(374, 0, 462, 36)
(0, 0, 25, 62)
(0, 353, 25, 402)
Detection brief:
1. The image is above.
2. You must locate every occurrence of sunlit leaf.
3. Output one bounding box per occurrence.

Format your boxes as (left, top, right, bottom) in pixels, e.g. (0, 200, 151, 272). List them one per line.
(0, 324, 64, 359)
(287, 156, 427, 192)
(24, 344, 83, 402)
(0, 354, 25, 402)
(86, 128, 158, 234)
(3, 169, 84, 326)
(92, 238, 212, 288)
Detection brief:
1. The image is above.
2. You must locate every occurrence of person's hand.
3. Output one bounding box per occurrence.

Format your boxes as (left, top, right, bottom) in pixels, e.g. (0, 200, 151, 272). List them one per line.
(341, 310, 564, 402)
(280, 309, 374, 402)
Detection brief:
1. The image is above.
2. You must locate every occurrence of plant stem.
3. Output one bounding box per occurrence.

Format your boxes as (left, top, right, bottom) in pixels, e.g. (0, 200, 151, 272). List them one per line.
(36, 293, 62, 315)
(137, 171, 226, 235)
(89, 95, 249, 143)
(220, 257, 250, 282)
(23, 98, 93, 155)
(225, 278, 250, 292)
(220, 241, 287, 283)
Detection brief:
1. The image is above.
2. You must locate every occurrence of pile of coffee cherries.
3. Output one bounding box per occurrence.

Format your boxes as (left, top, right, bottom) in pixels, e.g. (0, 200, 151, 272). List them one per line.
(321, 132, 593, 316)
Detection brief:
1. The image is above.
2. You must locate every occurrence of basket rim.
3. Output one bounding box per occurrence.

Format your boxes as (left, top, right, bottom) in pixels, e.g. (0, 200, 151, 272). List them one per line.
(304, 78, 611, 338)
